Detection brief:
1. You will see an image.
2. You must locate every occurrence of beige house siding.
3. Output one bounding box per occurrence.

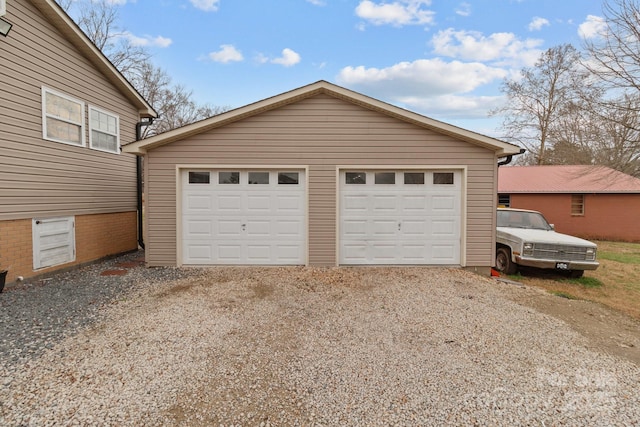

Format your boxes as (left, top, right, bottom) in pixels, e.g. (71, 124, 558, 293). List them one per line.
(0, 0, 140, 221)
(144, 94, 497, 267)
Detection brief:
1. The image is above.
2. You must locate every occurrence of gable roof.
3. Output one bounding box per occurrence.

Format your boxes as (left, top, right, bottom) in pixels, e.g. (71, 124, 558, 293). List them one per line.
(29, 0, 156, 118)
(123, 80, 520, 155)
(498, 165, 640, 193)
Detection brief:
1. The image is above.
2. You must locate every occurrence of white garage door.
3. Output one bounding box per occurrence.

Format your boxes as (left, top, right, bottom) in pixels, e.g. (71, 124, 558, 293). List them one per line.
(340, 170, 461, 265)
(181, 169, 306, 265)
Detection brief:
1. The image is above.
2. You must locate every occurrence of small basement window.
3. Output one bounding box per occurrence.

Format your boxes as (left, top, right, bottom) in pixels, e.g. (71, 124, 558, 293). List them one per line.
(571, 194, 585, 216)
(433, 172, 454, 185)
(189, 171, 210, 184)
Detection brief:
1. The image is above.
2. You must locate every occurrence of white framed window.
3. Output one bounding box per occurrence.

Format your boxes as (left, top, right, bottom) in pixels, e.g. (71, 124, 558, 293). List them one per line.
(42, 87, 85, 146)
(89, 106, 120, 154)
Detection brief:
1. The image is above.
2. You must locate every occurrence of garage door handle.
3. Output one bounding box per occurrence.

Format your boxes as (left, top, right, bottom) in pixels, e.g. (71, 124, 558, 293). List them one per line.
(398, 222, 401, 231)
(241, 224, 246, 231)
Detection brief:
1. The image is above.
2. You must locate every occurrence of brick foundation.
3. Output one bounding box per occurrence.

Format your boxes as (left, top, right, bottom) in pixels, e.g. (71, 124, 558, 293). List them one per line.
(0, 211, 137, 284)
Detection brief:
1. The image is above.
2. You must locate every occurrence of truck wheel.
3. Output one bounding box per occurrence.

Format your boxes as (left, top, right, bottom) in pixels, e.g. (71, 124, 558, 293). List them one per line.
(496, 247, 517, 275)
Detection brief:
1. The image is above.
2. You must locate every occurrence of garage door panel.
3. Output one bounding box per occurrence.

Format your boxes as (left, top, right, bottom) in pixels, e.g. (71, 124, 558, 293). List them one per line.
(246, 220, 271, 237)
(184, 220, 213, 238)
(218, 244, 243, 261)
(401, 220, 427, 237)
(372, 219, 397, 236)
(432, 219, 457, 236)
(182, 169, 305, 265)
(276, 219, 303, 237)
(247, 194, 271, 211)
(432, 244, 456, 262)
(276, 244, 304, 262)
(402, 195, 428, 212)
(276, 195, 304, 212)
(399, 244, 429, 262)
(343, 220, 367, 237)
(186, 194, 213, 212)
(432, 195, 456, 212)
(340, 170, 461, 265)
(372, 195, 397, 212)
(247, 245, 271, 261)
(217, 195, 243, 212)
(343, 195, 368, 212)
(184, 244, 213, 263)
(217, 220, 242, 236)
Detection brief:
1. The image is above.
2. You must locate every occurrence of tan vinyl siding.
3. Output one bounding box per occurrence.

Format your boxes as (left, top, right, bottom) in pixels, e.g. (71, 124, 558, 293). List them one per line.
(0, 0, 139, 220)
(145, 94, 497, 267)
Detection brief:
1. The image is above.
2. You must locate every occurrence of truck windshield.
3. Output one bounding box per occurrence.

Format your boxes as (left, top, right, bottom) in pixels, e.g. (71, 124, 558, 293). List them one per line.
(497, 210, 552, 230)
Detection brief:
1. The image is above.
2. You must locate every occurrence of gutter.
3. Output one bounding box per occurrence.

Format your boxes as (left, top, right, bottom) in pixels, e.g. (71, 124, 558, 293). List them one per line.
(135, 118, 154, 249)
(498, 148, 526, 167)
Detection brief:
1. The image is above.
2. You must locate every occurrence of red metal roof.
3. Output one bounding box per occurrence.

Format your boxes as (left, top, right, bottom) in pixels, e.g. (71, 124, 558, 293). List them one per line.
(498, 165, 640, 193)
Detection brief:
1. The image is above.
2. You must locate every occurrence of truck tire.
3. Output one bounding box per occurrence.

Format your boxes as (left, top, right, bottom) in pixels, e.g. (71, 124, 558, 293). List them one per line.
(496, 247, 518, 275)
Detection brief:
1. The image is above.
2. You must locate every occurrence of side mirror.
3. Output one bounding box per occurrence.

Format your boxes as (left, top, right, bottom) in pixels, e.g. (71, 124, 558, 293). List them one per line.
(549, 224, 555, 230)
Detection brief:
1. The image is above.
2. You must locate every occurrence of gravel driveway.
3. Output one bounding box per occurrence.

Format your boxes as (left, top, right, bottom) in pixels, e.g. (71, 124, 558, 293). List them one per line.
(1, 251, 639, 426)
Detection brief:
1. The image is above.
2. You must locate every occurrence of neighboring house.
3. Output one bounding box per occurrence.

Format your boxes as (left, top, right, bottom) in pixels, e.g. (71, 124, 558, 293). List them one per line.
(0, 0, 156, 284)
(498, 165, 640, 242)
(124, 81, 521, 274)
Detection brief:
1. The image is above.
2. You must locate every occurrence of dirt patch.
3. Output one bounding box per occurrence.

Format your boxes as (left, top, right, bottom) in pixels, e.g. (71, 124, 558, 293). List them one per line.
(498, 279, 640, 366)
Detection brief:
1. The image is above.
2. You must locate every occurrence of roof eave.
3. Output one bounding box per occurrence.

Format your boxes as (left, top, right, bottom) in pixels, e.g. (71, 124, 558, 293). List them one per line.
(124, 81, 521, 155)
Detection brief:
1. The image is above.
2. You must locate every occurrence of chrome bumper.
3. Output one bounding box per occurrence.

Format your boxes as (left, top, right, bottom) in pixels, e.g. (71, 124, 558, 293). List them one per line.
(515, 256, 599, 271)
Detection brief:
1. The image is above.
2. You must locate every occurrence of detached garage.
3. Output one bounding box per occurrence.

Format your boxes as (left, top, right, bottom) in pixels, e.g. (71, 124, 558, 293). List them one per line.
(124, 81, 520, 274)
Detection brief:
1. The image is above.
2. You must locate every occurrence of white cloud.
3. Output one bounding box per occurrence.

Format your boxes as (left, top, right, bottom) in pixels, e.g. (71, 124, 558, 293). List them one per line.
(397, 94, 505, 119)
(431, 28, 543, 67)
(578, 15, 606, 39)
(121, 32, 172, 48)
(209, 44, 244, 63)
(190, 0, 220, 12)
(337, 58, 507, 97)
(306, 0, 326, 5)
(528, 16, 549, 31)
(455, 2, 471, 17)
(355, 0, 435, 27)
(271, 48, 301, 67)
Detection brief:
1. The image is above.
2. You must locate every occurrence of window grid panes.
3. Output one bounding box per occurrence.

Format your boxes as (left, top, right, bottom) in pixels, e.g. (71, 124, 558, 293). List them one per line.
(433, 172, 454, 185)
(571, 194, 585, 216)
(278, 172, 299, 184)
(249, 172, 269, 184)
(498, 194, 511, 207)
(375, 172, 395, 184)
(404, 172, 425, 184)
(43, 89, 84, 146)
(219, 171, 240, 184)
(89, 107, 119, 154)
(345, 172, 366, 184)
(189, 171, 210, 184)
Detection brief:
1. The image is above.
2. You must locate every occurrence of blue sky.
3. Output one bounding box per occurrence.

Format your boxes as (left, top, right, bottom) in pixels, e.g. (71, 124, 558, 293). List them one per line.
(109, 0, 606, 136)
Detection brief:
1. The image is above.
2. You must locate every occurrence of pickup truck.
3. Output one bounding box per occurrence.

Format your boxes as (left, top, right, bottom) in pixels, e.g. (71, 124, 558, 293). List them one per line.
(495, 208, 599, 277)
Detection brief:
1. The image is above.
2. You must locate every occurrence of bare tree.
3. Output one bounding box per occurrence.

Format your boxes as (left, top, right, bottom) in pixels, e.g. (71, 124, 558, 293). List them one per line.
(583, 0, 640, 93)
(130, 62, 227, 138)
(492, 44, 597, 165)
(59, 0, 227, 136)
